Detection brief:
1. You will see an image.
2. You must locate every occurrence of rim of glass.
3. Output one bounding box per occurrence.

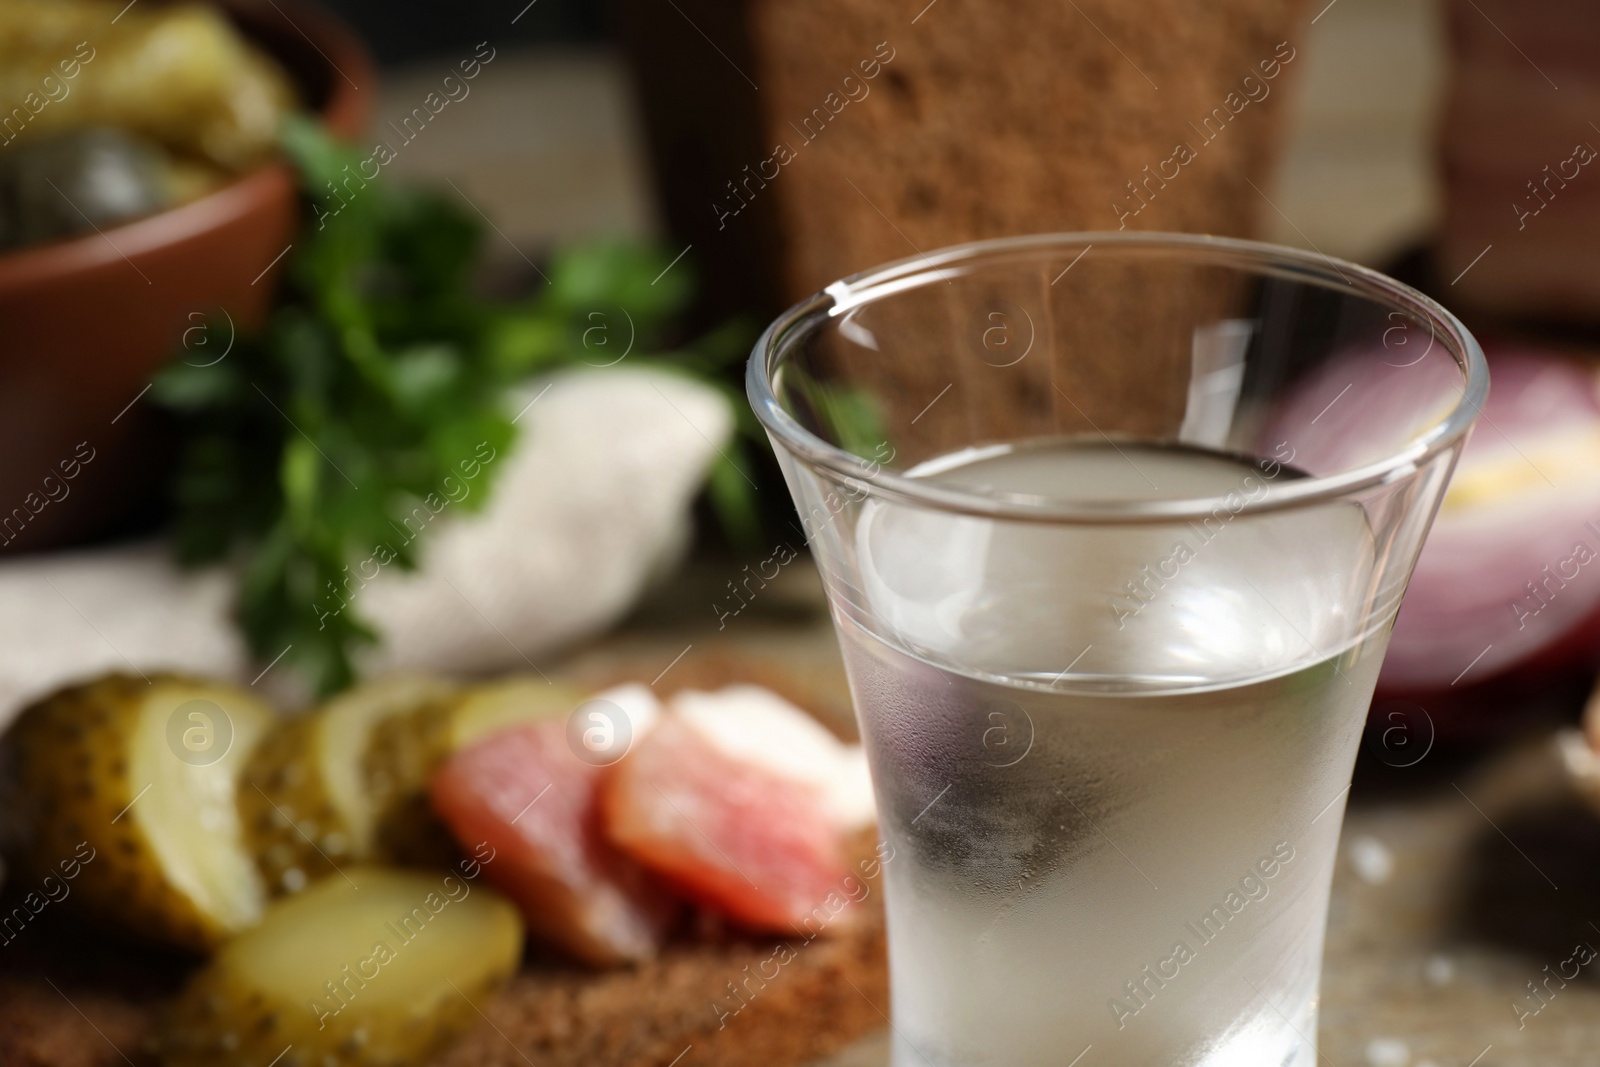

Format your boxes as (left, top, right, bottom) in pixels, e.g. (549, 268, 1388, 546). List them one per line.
(747, 231, 1488, 524)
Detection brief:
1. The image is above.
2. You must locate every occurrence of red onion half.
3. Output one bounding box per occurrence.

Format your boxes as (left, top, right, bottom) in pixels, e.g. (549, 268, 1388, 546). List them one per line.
(1382, 347, 1600, 692)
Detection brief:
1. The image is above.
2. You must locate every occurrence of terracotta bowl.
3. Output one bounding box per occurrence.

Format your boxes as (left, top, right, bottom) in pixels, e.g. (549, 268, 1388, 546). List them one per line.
(0, 0, 373, 554)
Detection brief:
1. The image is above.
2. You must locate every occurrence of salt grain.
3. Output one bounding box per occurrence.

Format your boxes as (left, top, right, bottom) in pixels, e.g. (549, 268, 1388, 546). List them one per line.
(1349, 835, 1394, 885)
(1424, 954, 1454, 986)
(1365, 1037, 1410, 1067)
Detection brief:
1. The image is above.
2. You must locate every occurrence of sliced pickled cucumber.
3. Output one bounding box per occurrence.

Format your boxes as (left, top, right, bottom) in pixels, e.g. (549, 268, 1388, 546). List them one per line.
(366, 678, 582, 864)
(160, 867, 523, 1067)
(3, 674, 275, 951)
(241, 676, 454, 895)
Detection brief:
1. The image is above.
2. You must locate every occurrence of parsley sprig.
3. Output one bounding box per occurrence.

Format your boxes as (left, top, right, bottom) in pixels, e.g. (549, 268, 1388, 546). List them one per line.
(153, 117, 755, 694)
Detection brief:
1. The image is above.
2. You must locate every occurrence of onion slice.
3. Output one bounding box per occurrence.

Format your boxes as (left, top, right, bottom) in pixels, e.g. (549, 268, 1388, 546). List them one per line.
(1382, 347, 1600, 691)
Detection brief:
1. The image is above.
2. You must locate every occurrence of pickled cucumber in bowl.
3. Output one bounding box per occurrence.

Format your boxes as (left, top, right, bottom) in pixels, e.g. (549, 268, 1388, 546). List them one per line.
(0, 0, 299, 246)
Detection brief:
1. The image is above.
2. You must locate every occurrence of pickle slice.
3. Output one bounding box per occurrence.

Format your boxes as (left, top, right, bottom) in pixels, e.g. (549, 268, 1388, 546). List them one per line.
(3, 674, 274, 951)
(241, 676, 453, 894)
(160, 867, 524, 1067)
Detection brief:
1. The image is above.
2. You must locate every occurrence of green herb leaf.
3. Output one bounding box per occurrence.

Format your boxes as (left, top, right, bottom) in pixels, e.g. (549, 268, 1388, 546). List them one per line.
(156, 119, 738, 694)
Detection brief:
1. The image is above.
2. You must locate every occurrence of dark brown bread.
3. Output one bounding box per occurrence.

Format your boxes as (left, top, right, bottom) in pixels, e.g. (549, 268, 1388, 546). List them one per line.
(1436, 0, 1600, 321)
(439, 895, 886, 1067)
(0, 907, 888, 1067)
(0, 980, 165, 1067)
(750, 0, 1308, 300)
(621, 0, 1309, 323)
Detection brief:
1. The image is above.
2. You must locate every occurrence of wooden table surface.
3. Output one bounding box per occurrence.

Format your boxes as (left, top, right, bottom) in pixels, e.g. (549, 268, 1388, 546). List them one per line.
(578, 558, 1600, 1067)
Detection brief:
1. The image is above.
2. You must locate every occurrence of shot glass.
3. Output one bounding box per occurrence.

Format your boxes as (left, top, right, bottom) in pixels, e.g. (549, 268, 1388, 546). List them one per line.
(747, 233, 1486, 1066)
